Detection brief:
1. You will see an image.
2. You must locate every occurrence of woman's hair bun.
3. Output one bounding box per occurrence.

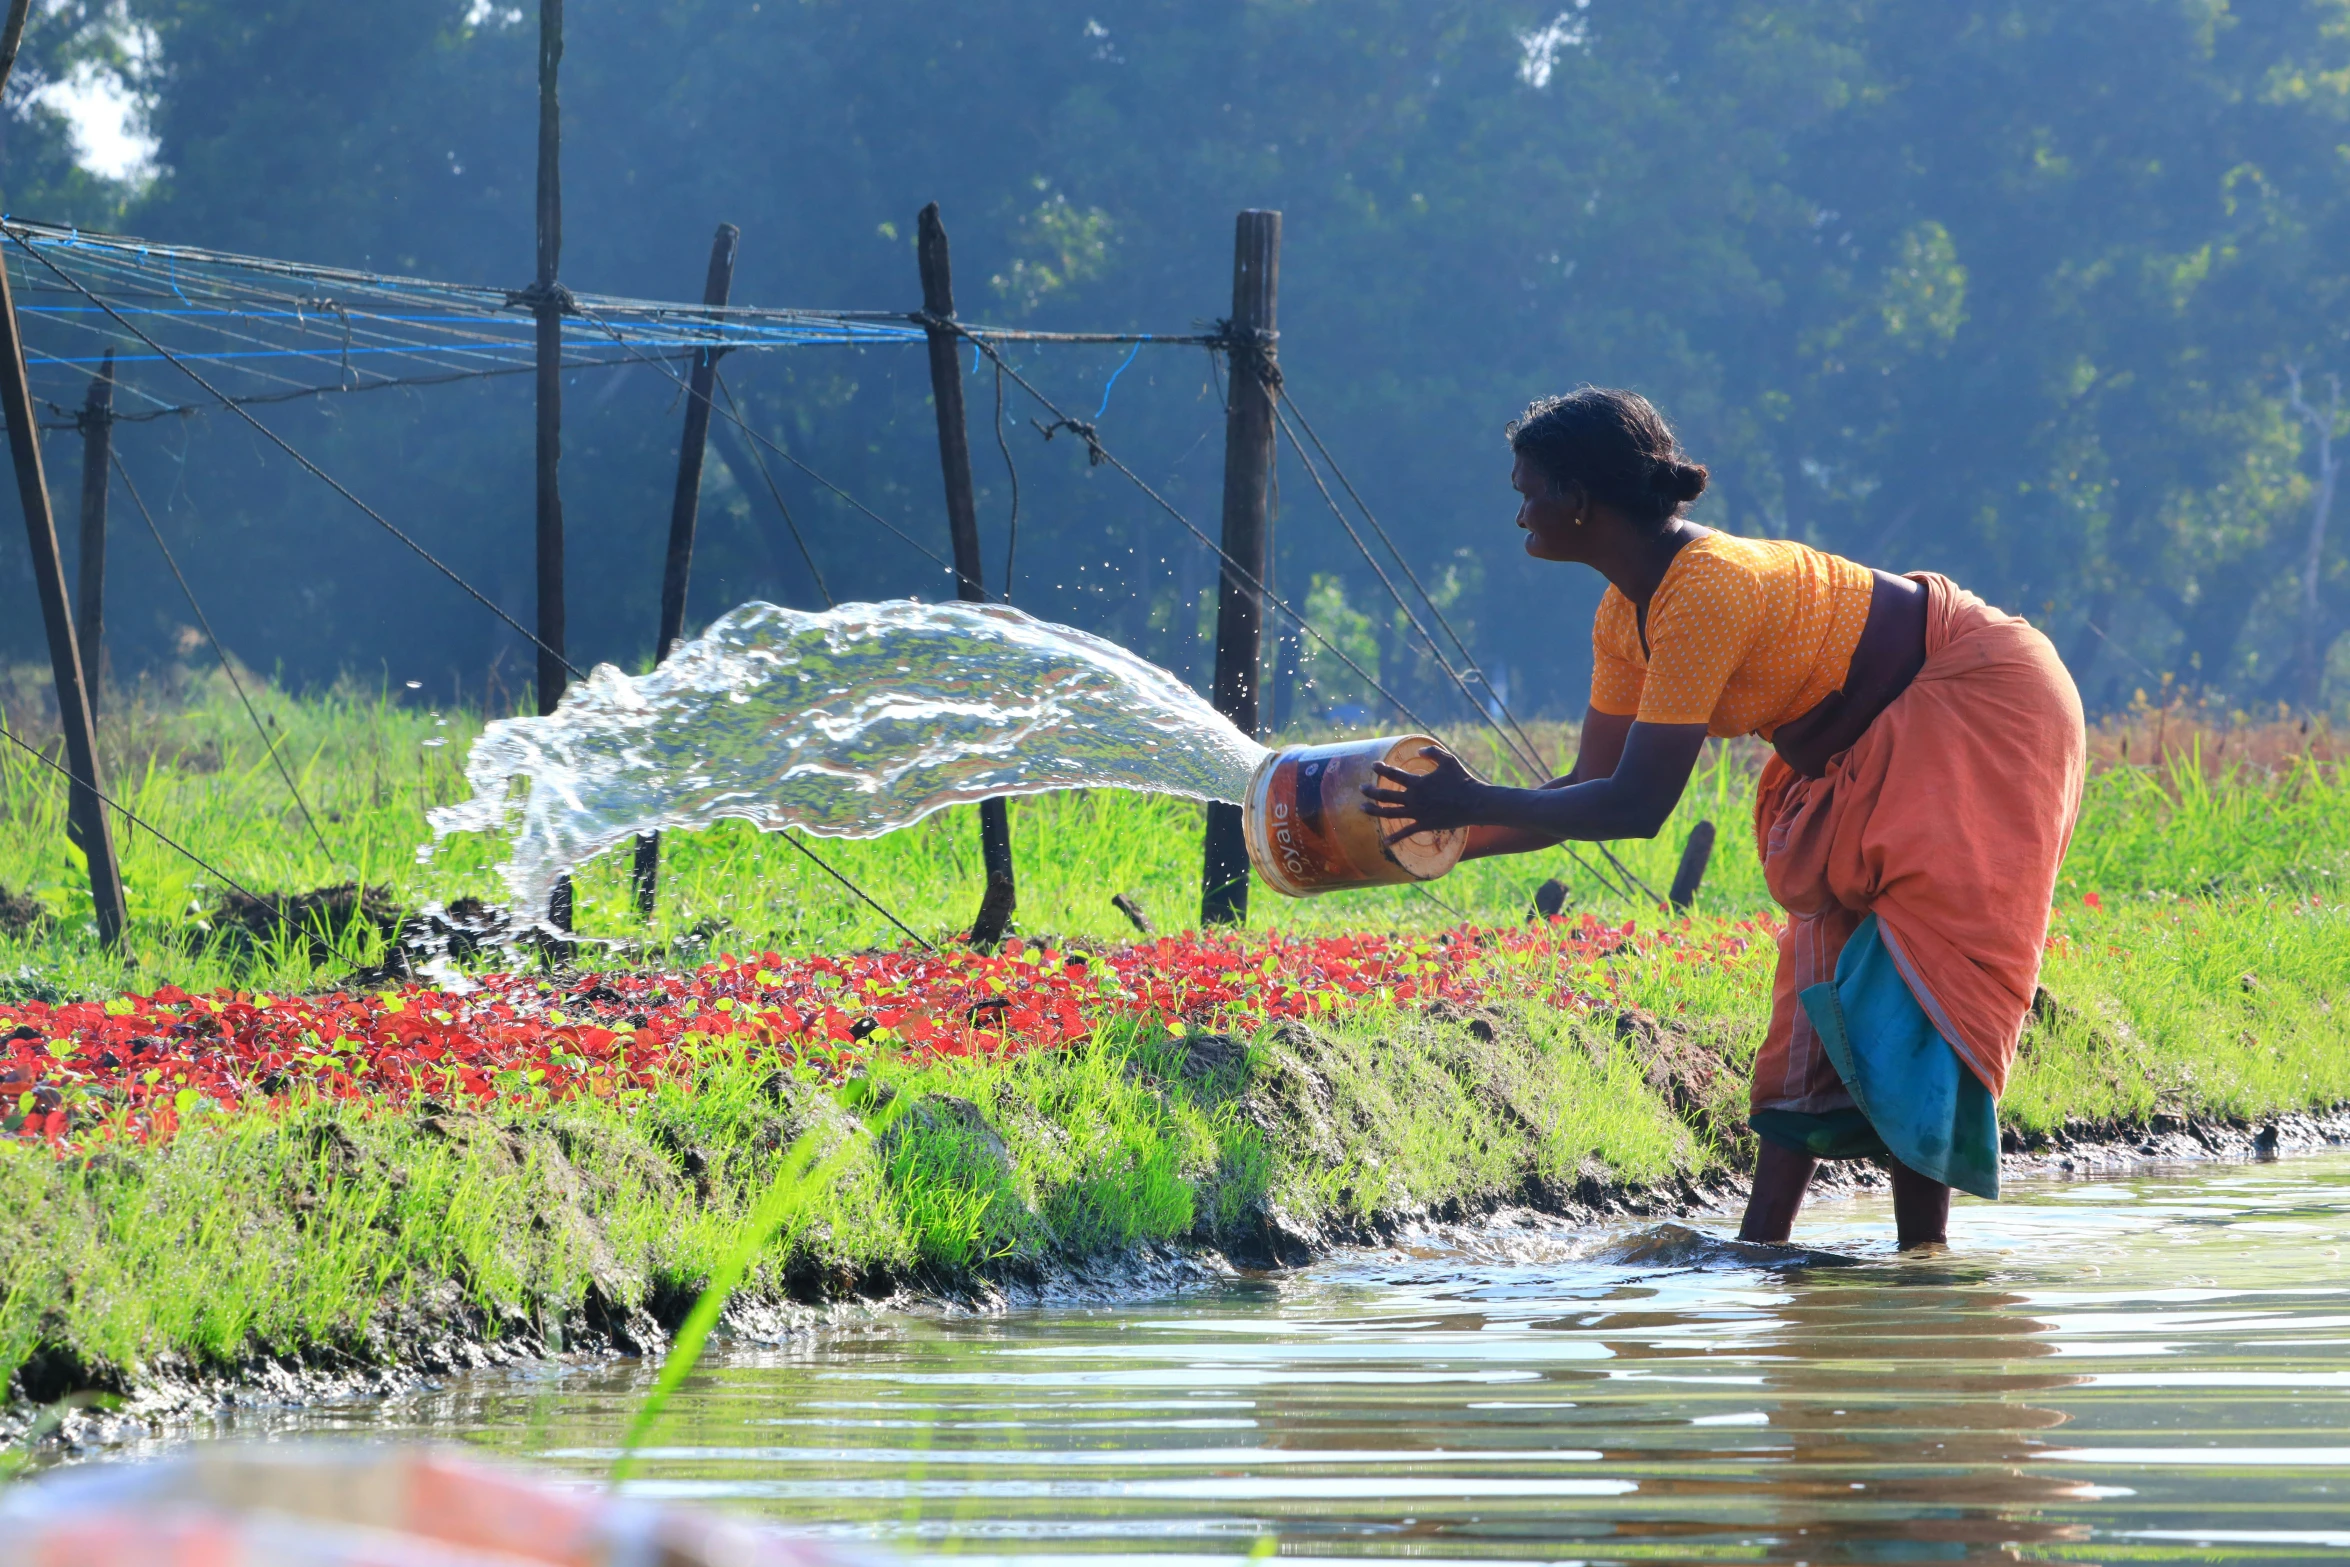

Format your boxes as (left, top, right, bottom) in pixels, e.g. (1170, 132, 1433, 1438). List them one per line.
(1650, 459, 1709, 506)
(1507, 387, 1709, 529)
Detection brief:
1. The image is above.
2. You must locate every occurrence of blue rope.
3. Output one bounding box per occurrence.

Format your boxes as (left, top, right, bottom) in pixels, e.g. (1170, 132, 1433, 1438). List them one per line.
(27, 343, 536, 369)
(18, 319, 925, 371)
(1093, 339, 1143, 422)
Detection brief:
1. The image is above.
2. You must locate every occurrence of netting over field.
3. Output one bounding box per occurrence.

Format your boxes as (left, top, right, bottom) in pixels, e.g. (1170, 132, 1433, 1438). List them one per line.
(0, 219, 1202, 427)
(0, 215, 1611, 931)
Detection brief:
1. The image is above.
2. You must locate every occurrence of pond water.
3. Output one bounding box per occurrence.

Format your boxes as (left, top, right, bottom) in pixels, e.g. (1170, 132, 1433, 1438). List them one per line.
(159, 1154, 2350, 1563)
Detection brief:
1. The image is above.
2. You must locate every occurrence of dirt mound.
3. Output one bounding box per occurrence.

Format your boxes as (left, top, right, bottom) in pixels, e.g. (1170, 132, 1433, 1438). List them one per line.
(0, 884, 48, 938)
(202, 888, 549, 981)
(210, 883, 407, 964)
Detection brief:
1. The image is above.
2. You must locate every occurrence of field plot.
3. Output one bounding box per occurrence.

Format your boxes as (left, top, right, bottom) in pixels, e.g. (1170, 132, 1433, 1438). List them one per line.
(1, 677, 2349, 1411)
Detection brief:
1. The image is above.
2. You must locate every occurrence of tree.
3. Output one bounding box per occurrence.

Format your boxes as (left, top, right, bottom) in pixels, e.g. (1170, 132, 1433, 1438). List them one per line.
(0, 0, 2344, 717)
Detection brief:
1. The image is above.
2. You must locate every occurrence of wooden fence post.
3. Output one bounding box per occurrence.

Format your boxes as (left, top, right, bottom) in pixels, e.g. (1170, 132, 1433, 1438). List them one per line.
(533, 0, 571, 935)
(0, 239, 128, 947)
(1200, 209, 1281, 927)
(634, 222, 741, 918)
(0, 0, 124, 946)
(74, 348, 114, 713)
(1668, 820, 1717, 912)
(916, 201, 1017, 949)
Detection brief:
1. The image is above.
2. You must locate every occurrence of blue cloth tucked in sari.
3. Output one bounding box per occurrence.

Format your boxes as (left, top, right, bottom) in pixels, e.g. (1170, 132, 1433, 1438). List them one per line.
(1748, 914, 2001, 1201)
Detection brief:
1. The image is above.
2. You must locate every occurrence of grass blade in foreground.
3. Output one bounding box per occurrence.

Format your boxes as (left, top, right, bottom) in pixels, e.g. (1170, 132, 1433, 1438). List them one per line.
(608, 1105, 893, 1486)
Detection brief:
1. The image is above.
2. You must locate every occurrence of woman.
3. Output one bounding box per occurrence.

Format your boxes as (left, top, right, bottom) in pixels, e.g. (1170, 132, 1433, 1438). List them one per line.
(1363, 388, 2085, 1249)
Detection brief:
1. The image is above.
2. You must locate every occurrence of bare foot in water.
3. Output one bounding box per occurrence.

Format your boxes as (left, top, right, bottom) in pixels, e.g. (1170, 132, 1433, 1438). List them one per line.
(1739, 1141, 1819, 1243)
(1741, 1142, 1953, 1250)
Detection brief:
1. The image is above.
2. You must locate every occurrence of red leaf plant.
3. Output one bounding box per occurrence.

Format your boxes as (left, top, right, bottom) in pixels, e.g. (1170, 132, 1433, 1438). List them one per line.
(0, 914, 1754, 1151)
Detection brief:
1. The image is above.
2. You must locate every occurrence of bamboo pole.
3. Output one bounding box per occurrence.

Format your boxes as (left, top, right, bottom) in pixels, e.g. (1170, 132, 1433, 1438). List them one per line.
(634, 223, 742, 918)
(534, 0, 566, 720)
(654, 225, 742, 662)
(916, 201, 1017, 949)
(1200, 210, 1281, 926)
(0, 0, 127, 947)
(74, 348, 115, 714)
(534, 0, 571, 935)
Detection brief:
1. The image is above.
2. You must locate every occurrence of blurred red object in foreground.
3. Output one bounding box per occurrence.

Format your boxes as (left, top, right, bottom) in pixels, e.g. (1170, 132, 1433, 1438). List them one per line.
(0, 1443, 867, 1567)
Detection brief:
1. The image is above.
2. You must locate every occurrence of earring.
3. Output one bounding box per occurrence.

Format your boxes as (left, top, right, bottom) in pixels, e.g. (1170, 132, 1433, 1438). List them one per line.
(1573, 514, 1585, 527)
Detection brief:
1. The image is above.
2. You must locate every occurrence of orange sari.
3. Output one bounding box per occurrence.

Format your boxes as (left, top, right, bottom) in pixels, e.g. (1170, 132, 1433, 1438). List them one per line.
(1750, 574, 2086, 1111)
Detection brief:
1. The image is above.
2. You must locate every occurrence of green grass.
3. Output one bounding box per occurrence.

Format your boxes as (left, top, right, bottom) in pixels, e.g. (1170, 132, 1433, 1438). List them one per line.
(0, 674, 1772, 993)
(9, 883, 2339, 1405)
(2058, 746, 2350, 900)
(2, 676, 2336, 999)
(5, 677, 2350, 1408)
(0, 1002, 1704, 1399)
(2005, 894, 2350, 1133)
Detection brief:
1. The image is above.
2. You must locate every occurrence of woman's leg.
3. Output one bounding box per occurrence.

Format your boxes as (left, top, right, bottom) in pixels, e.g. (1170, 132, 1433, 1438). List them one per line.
(1739, 1140, 1819, 1243)
(1889, 1158, 1951, 1249)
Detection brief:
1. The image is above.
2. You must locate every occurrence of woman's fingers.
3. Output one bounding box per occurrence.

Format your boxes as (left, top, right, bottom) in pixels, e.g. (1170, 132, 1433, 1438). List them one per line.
(1363, 754, 1468, 829)
(1374, 754, 1464, 786)
(1360, 779, 1420, 821)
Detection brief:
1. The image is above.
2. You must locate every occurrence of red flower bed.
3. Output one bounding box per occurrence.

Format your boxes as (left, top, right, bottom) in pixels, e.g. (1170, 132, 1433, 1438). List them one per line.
(0, 915, 1753, 1150)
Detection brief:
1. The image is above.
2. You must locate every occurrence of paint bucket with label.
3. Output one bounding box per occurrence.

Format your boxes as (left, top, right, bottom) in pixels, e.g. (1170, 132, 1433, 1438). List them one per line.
(1242, 734, 1470, 897)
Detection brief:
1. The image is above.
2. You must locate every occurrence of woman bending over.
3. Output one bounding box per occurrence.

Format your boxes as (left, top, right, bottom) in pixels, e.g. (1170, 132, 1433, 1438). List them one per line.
(1365, 388, 2084, 1249)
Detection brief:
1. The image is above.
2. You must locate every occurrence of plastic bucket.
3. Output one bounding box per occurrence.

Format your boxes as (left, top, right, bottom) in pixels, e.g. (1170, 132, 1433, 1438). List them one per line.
(1242, 733, 1470, 898)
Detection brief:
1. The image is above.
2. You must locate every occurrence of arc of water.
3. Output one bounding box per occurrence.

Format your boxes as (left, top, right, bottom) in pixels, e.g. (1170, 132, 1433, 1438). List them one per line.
(427, 599, 1270, 923)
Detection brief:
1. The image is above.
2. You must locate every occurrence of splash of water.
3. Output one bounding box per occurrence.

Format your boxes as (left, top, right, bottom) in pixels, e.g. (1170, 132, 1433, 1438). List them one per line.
(427, 599, 1269, 920)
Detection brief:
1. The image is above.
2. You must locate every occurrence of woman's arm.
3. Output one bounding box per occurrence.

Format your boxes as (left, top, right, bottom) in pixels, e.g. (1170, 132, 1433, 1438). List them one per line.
(1367, 714, 1710, 850)
(1457, 707, 1632, 860)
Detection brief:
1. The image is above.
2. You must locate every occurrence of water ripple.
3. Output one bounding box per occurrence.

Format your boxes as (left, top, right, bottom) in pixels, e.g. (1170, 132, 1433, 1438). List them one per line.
(140, 1155, 2350, 1562)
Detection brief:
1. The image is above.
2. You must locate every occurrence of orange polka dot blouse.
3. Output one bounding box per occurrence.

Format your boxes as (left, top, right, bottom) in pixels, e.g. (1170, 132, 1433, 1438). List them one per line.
(1589, 531, 1875, 738)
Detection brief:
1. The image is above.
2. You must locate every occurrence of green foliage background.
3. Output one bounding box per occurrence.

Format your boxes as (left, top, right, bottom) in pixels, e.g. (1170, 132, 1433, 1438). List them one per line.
(3, 1, 2350, 721)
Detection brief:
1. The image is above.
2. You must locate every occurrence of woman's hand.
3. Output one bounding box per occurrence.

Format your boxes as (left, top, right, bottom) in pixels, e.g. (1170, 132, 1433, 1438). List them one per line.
(1361, 747, 1491, 840)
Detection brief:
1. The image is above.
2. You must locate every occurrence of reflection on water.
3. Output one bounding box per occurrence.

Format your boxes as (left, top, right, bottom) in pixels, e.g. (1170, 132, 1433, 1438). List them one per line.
(166, 1157, 2350, 1563)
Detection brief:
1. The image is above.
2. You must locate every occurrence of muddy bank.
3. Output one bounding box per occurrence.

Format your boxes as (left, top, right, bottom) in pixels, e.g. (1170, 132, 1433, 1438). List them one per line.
(19, 1113, 2347, 1460)
(6, 997, 2349, 1460)
(2007, 1103, 2350, 1172)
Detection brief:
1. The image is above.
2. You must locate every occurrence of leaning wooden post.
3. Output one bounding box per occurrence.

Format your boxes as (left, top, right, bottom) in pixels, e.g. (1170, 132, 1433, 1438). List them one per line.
(74, 348, 115, 714)
(916, 202, 1017, 949)
(633, 222, 741, 918)
(0, 0, 127, 946)
(533, 0, 571, 933)
(1200, 209, 1282, 927)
